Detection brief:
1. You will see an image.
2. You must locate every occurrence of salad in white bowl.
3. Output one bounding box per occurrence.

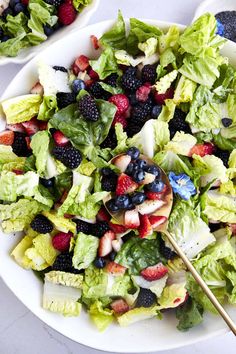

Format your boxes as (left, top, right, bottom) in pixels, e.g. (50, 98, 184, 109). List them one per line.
(0, 12, 236, 334)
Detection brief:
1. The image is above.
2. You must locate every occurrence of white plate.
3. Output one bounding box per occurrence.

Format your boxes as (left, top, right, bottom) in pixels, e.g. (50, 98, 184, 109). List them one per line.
(193, 0, 236, 22)
(0, 0, 100, 66)
(1, 19, 236, 353)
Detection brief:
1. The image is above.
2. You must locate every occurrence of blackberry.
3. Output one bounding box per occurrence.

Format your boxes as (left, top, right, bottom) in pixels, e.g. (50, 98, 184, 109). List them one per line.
(12, 132, 31, 157)
(2, 8, 13, 19)
(141, 64, 157, 84)
(56, 92, 76, 109)
(100, 128, 117, 149)
(89, 82, 111, 100)
(168, 108, 191, 139)
(31, 214, 53, 234)
(53, 66, 67, 72)
(121, 68, 142, 92)
(160, 239, 176, 260)
(136, 288, 157, 308)
(52, 146, 82, 169)
(215, 149, 230, 167)
(209, 222, 221, 233)
(79, 95, 99, 122)
(101, 175, 118, 192)
(45, 0, 63, 6)
(122, 232, 134, 243)
(215, 11, 236, 42)
(73, 219, 92, 234)
(52, 253, 80, 273)
(105, 73, 118, 87)
(131, 98, 153, 125)
(126, 120, 143, 137)
(91, 221, 110, 238)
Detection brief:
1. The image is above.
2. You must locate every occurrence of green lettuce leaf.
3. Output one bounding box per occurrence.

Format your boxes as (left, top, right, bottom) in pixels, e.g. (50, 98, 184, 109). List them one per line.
(30, 131, 50, 175)
(73, 0, 91, 12)
(213, 132, 236, 151)
(153, 150, 194, 176)
(175, 297, 203, 331)
(165, 132, 197, 156)
(99, 10, 126, 50)
(89, 300, 114, 332)
(138, 37, 158, 57)
(173, 75, 197, 105)
(72, 232, 99, 270)
(83, 266, 108, 301)
(112, 123, 128, 155)
(89, 47, 119, 80)
(159, 25, 180, 54)
(42, 211, 76, 233)
(158, 283, 187, 309)
(117, 307, 159, 326)
(38, 95, 58, 121)
(68, 191, 109, 219)
(154, 70, 178, 94)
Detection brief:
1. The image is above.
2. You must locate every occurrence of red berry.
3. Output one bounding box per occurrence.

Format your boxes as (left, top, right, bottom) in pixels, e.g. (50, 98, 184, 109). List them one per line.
(148, 215, 167, 229)
(154, 87, 174, 105)
(52, 232, 72, 252)
(90, 35, 100, 50)
(124, 209, 140, 229)
(189, 143, 215, 157)
(0, 130, 14, 145)
(12, 169, 24, 175)
(138, 214, 152, 238)
(22, 117, 39, 136)
(106, 261, 127, 275)
(112, 112, 127, 128)
(98, 231, 116, 257)
(136, 83, 151, 102)
(108, 94, 129, 114)
(116, 173, 138, 195)
(58, 3, 77, 26)
(109, 222, 127, 234)
(141, 262, 168, 281)
(111, 299, 129, 314)
(88, 68, 99, 80)
(6, 123, 25, 133)
(38, 121, 48, 131)
(75, 55, 90, 71)
(97, 206, 111, 222)
(21, 0, 29, 5)
(53, 130, 69, 147)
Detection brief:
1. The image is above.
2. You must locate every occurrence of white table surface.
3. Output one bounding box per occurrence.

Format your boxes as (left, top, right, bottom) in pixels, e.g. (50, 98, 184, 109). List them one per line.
(0, 0, 235, 353)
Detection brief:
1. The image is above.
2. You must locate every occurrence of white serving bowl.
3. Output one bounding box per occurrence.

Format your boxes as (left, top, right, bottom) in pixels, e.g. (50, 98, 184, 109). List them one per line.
(193, 0, 236, 21)
(0, 0, 100, 65)
(1, 19, 236, 353)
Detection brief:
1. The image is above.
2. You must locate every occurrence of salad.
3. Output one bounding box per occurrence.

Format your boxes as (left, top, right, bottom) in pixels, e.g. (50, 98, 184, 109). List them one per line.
(0, 12, 236, 333)
(0, 0, 92, 57)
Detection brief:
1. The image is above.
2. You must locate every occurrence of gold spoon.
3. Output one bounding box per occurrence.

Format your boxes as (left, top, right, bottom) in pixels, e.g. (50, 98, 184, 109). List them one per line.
(104, 153, 236, 335)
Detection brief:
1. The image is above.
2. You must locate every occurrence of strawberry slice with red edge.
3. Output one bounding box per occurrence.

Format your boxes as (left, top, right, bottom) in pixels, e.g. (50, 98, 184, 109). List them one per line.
(25, 136, 31, 150)
(6, 123, 25, 133)
(146, 185, 167, 200)
(0, 130, 14, 145)
(189, 143, 215, 157)
(148, 215, 167, 229)
(116, 173, 138, 195)
(75, 55, 90, 71)
(87, 68, 99, 80)
(90, 35, 100, 50)
(30, 82, 43, 95)
(53, 130, 69, 147)
(98, 230, 116, 257)
(111, 299, 129, 314)
(38, 121, 48, 131)
(113, 154, 131, 173)
(138, 214, 153, 238)
(154, 87, 174, 105)
(141, 262, 168, 281)
(124, 209, 140, 229)
(97, 206, 111, 222)
(12, 169, 24, 175)
(106, 261, 126, 275)
(22, 117, 39, 136)
(109, 222, 127, 234)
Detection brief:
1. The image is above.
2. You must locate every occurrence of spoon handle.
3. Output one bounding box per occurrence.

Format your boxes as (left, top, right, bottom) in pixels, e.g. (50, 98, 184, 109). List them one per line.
(165, 231, 236, 336)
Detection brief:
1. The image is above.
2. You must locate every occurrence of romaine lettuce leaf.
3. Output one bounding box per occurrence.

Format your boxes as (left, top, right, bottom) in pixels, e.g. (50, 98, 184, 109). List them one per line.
(117, 307, 159, 326)
(73, 0, 91, 12)
(165, 132, 197, 156)
(89, 47, 119, 80)
(68, 191, 109, 219)
(173, 75, 197, 105)
(155, 70, 178, 94)
(38, 95, 58, 121)
(89, 300, 114, 332)
(159, 25, 180, 54)
(42, 211, 76, 233)
(99, 10, 126, 51)
(153, 150, 194, 177)
(72, 232, 99, 270)
(30, 131, 50, 175)
(83, 266, 108, 300)
(45, 271, 83, 288)
(175, 297, 203, 331)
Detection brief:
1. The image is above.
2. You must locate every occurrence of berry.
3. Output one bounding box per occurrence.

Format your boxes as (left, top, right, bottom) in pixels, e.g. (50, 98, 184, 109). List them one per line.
(189, 143, 215, 157)
(79, 94, 99, 122)
(43, 25, 55, 37)
(52, 146, 82, 169)
(112, 113, 127, 128)
(39, 121, 48, 131)
(71, 79, 86, 94)
(136, 288, 157, 308)
(137, 199, 165, 215)
(0, 130, 14, 145)
(98, 230, 116, 257)
(106, 199, 120, 213)
(101, 175, 118, 192)
(146, 180, 165, 192)
(121, 69, 142, 92)
(109, 250, 117, 261)
(215, 149, 230, 167)
(126, 120, 143, 137)
(141, 64, 157, 84)
(105, 73, 118, 87)
(113, 154, 131, 172)
(88, 68, 99, 80)
(140, 262, 168, 281)
(14, 3, 26, 14)
(127, 147, 140, 159)
(221, 118, 232, 127)
(115, 195, 130, 209)
(131, 192, 146, 205)
(89, 82, 111, 100)
(40, 177, 54, 188)
(93, 257, 106, 268)
(135, 158, 147, 169)
(2, 8, 13, 20)
(149, 215, 167, 229)
(136, 84, 151, 102)
(132, 169, 145, 183)
(100, 128, 117, 149)
(129, 93, 138, 106)
(97, 207, 111, 222)
(6, 123, 25, 133)
(31, 214, 53, 234)
(215, 11, 236, 42)
(91, 221, 110, 238)
(151, 105, 162, 118)
(74, 55, 90, 72)
(125, 162, 137, 175)
(53, 130, 69, 147)
(101, 167, 114, 176)
(56, 92, 76, 109)
(73, 219, 92, 234)
(58, 3, 76, 26)
(53, 66, 67, 72)
(9, 0, 20, 7)
(138, 214, 152, 238)
(108, 94, 129, 114)
(108, 222, 127, 234)
(1, 35, 11, 42)
(168, 109, 191, 139)
(146, 191, 164, 200)
(116, 173, 138, 195)
(52, 253, 79, 273)
(160, 239, 176, 260)
(111, 299, 129, 314)
(131, 99, 153, 125)
(145, 165, 160, 177)
(52, 232, 72, 252)
(90, 34, 99, 49)
(45, 0, 63, 6)
(124, 209, 140, 229)
(22, 117, 39, 136)
(154, 87, 174, 105)
(12, 132, 31, 157)
(106, 261, 126, 275)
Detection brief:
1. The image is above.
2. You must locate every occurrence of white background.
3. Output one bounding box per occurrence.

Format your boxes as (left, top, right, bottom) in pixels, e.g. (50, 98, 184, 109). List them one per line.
(0, 0, 235, 353)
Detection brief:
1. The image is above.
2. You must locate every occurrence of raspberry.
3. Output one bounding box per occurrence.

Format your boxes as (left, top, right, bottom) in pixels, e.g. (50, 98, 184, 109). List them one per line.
(58, 3, 77, 26)
(121, 68, 142, 92)
(136, 288, 157, 308)
(90, 221, 110, 238)
(31, 214, 53, 234)
(79, 94, 99, 122)
(89, 82, 111, 100)
(136, 84, 151, 102)
(52, 232, 72, 252)
(100, 128, 117, 149)
(52, 146, 82, 169)
(141, 64, 157, 84)
(112, 113, 127, 128)
(154, 87, 174, 105)
(169, 108, 191, 139)
(108, 94, 129, 114)
(56, 92, 76, 109)
(73, 219, 92, 234)
(12, 132, 31, 157)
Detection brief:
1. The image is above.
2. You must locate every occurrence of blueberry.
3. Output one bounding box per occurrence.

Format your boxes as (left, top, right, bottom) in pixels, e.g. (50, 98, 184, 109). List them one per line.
(72, 79, 86, 94)
(131, 192, 146, 205)
(126, 202, 135, 210)
(222, 118, 232, 127)
(93, 257, 106, 268)
(101, 167, 113, 176)
(127, 147, 140, 159)
(146, 180, 165, 192)
(145, 165, 160, 177)
(1, 35, 11, 42)
(115, 195, 130, 209)
(106, 199, 119, 213)
(151, 105, 162, 118)
(125, 162, 135, 175)
(109, 251, 117, 261)
(132, 169, 145, 183)
(43, 25, 54, 37)
(14, 3, 26, 14)
(135, 158, 147, 169)
(40, 177, 54, 188)
(10, 0, 20, 8)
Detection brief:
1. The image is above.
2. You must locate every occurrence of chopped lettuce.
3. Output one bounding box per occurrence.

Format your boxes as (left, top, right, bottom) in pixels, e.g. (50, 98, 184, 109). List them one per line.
(72, 232, 99, 270)
(154, 70, 178, 94)
(159, 25, 180, 54)
(77, 159, 96, 176)
(42, 211, 76, 233)
(99, 10, 126, 51)
(138, 37, 158, 57)
(173, 75, 197, 105)
(32, 233, 57, 265)
(117, 307, 159, 326)
(11, 235, 35, 269)
(158, 99, 176, 122)
(38, 95, 58, 121)
(30, 131, 50, 175)
(89, 47, 119, 80)
(45, 271, 83, 288)
(112, 123, 128, 155)
(73, 0, 91, 12)
(165, 132, 197, 156)
(175, 297, 203, 331)
(153, 150, 194, 177)
(82, 266, 108, 301)
(158, 283, 187, 309)
(89, 301, 114, 332)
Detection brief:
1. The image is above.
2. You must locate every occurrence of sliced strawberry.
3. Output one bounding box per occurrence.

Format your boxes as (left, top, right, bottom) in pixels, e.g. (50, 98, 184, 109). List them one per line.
(85, 79, 94, 88)
(64, 213, 75, 219)
(12, 169, 24, 175)
(108, 94, 129, 114)
(136, 83, 151, 102)
(22, 117, 39, 136)
(53, 130, 69, 147)
(72, 61, 80, 75)
(149, 215, 167, 229)
(116, 173, 138, 195)
(106, 261, 126, 275)
(90, 35, 100, 50)
(30, 82, 43, 95)
(25, 136, 31, 150)
(75, 55, 90, 71)
(52, 232, 72, 252)
(97, 206, 111, 222)
(88, 68, 99, 80)
(141, 262, 168, 281)
(113, 154, 131, 173)
(98, 230, 116, 257)
(229, 223, 236, 235)
(124, 209, 140, 229)
(111, 299, 129, 314)
(138, 214, 153, 238)
(112, 239, 123, 252)
(6, 123, 25, 133)
(154, 87, 174, 105)
(140, 172, 156, 185)
(0, 130, 14, 145)
(189, 143, 215, 157)
(109, 222, 127, 234)
(38, 121, 48, 131)
(137, 199, 165, 215)
(112, 113, 127, 128)
(146, 185, 167, 200)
